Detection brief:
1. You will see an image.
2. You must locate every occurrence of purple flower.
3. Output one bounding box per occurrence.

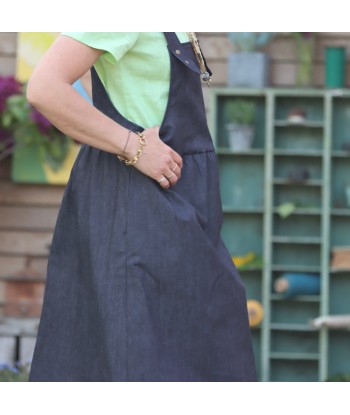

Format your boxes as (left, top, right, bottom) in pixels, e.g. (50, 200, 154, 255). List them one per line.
(30, 107, 52, 135)
(0, 76, 22, 111)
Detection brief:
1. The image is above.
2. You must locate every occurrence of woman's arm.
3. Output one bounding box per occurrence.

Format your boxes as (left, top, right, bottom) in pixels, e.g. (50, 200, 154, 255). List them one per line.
(26, 34, 182, 189)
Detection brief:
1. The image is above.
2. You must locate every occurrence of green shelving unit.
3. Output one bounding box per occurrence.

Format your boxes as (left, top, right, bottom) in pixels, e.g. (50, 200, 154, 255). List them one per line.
(209, 87, 350, 382)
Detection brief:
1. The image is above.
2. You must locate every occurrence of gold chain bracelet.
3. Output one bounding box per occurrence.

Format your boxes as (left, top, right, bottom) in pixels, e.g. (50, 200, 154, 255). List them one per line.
(117, 131, 147, 166)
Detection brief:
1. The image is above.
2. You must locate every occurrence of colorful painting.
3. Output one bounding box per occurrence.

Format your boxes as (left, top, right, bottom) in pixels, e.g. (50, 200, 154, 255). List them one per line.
(12, 32, 88, 185)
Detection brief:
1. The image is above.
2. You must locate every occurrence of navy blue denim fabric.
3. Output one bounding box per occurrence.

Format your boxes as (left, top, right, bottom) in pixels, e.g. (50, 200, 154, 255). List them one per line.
(28, 32, 257, 381)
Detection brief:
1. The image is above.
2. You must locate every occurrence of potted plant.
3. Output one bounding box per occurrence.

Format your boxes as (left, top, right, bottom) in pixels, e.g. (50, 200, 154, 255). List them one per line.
(292, 32, 317, 87)
(0, 75, 80, 184)
(227, 33, 275, 88)
(225, 99, 256, 151)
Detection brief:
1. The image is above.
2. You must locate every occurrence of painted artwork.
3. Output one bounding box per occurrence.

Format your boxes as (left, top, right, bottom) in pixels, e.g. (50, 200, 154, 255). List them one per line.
(12, 32, 90, 185)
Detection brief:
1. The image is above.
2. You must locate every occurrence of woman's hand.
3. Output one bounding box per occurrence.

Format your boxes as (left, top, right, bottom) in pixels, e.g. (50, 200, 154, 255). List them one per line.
(124, 126, 183, 190)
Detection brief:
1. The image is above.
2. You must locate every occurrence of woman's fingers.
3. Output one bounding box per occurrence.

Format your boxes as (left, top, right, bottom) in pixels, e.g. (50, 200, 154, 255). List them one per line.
(172, 162, 181, 178)
(156, 162, 181, 189)
(130, 125, 184, 190)
(172, 151, 183, 170)
(156, 175, 170, 189)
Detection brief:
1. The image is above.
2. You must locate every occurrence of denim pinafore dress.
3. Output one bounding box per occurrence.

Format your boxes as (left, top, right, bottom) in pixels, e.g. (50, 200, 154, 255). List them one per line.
(28, 33, 257, 382)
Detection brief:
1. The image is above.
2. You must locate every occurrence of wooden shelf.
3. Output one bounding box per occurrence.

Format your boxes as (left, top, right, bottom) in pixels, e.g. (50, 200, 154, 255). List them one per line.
(270, 323, 318, 332)
(330, 268, 350, 274)
(273, 178, 323, 186)
(237, 267, 263, 273)
(331, 209, 350, 216)
(331, 151, 350, 158)
(269, 352, 320, 360)
(271, 265, 321, 273)
(274, 120, 324, 128)
(270, 294, 321, 302)
(272, 236, 322, 244)
(211, 88, 350, 382)
(216, 148, 265, 156)
(273, 207, 322, 215)
(222, 206, 264, 214)
(274, 149, 323, 157)
(209, 87, 267, 96)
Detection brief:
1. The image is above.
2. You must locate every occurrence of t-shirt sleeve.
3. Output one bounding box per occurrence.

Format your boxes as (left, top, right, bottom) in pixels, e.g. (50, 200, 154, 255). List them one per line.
(60, 32, 140, 64)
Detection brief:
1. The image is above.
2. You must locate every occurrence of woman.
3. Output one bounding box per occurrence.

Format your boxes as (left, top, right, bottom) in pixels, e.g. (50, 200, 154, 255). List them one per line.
(27, 32, 257, 382)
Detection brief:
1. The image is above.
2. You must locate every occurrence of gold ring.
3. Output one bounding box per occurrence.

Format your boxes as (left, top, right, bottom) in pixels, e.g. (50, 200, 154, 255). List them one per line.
(166, 172, 175, 180)
(157, 176, 166, 183)
(171, 164, 178, 172)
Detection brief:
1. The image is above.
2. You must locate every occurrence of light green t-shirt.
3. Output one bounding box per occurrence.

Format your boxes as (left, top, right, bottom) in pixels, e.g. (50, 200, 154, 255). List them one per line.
(60, 32, 190, 129)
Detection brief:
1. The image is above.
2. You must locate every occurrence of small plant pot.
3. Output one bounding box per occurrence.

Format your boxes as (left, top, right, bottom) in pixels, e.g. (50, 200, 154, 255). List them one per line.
(226, 123, 255, 151)
(228, 52, 270, 88)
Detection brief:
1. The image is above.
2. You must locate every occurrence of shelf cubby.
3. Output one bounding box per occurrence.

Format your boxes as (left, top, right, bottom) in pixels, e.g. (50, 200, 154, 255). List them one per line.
(328, 331, 350, 379)
(271, 330, 319, 354)
(270, 359, 319, 382)
(273, 185, 321, 209)
(274, 125, 323, 152)
(214, 94, 266, 149)
(273, 213, 321, 238)
(218, 157, 264, 209)
(221, 213, 263, 257)
(270, 300, 320, 325)
(330, 216, 350, 247)
(329, 272, 350, 315)
(274, 96, 324, 122)
(272, 244, 321, 269)
(274, 155, 323, 181)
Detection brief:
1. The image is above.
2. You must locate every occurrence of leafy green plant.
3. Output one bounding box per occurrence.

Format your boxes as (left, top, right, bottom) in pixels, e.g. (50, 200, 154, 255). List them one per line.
(0, 76, 71, 171)
(276, 202, 297, 218)
(232, 252, 264, 270)
(0, 362, 30, 382)
(226, 99, 256, 125)
(291, 33, 317, 86)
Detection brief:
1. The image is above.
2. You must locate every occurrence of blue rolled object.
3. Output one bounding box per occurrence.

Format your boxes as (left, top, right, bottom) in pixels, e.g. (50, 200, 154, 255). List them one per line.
(275, 272, 320, 298)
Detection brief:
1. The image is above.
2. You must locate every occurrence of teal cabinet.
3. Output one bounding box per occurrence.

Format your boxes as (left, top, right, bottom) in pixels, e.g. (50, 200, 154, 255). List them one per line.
(209, 87, 350, 382)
